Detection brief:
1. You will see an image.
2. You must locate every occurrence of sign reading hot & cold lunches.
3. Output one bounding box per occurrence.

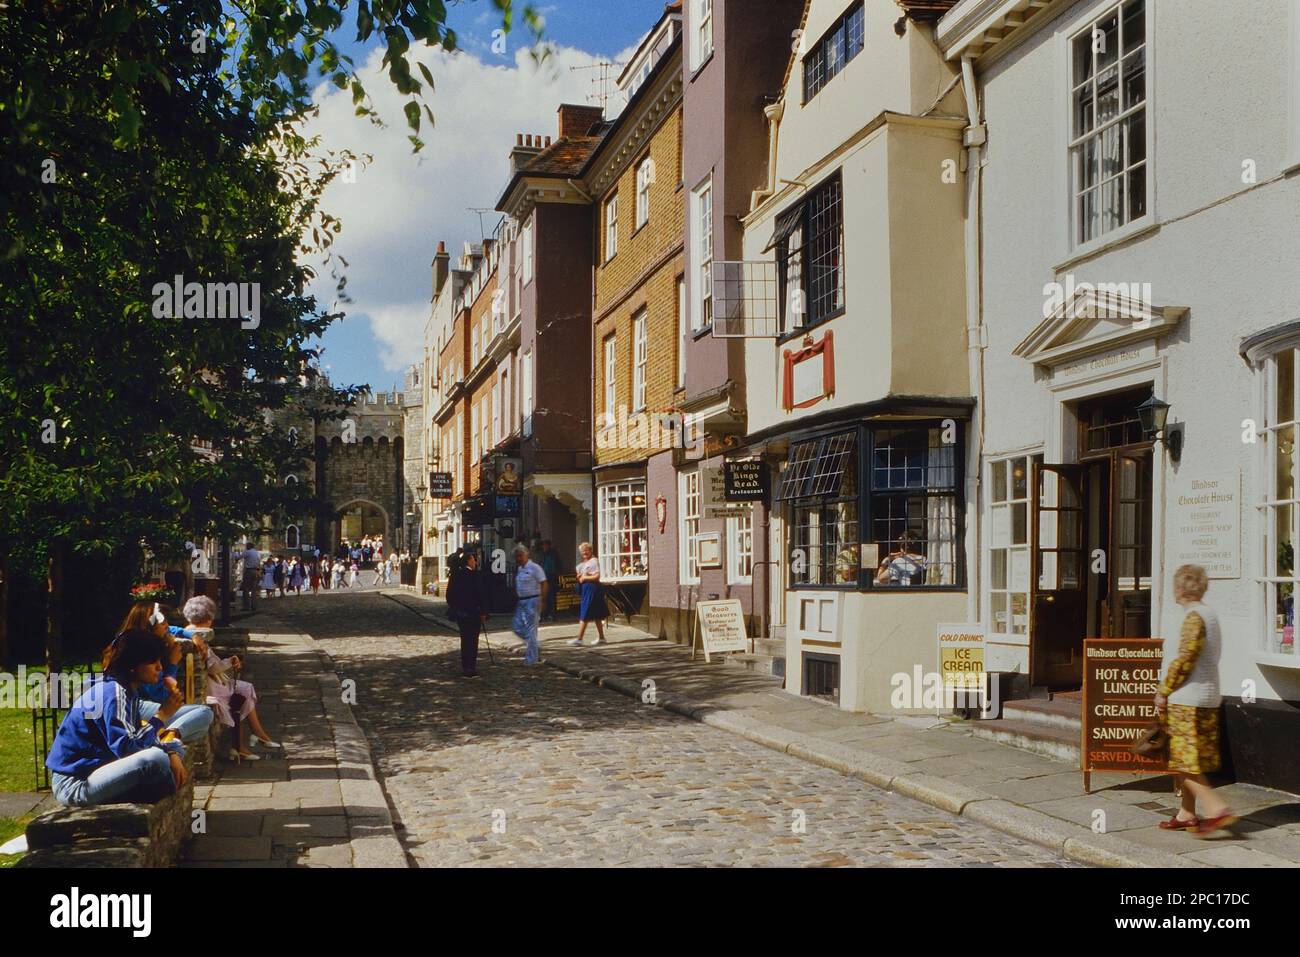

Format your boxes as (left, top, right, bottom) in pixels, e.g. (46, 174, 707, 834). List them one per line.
(1081, 638, 1167, 792)
(1169, 470, 1240, 578)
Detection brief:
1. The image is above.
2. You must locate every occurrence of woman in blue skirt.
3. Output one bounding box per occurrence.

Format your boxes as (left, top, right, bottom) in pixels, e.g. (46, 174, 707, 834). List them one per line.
(569, 542, 607, 647)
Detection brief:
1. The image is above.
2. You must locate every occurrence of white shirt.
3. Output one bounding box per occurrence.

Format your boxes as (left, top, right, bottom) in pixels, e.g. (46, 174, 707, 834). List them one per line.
(515, 560, 547, 598)
(577, 558, 599, 579)
(242, 547, 261, 570)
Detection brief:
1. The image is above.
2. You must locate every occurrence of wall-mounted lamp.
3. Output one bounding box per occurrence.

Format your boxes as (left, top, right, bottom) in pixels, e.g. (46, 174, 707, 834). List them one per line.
(1136, 396, 1183, 462)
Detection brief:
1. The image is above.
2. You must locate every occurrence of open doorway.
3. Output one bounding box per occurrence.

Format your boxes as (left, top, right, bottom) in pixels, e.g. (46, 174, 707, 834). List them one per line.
(1030, 386, 1154, 689)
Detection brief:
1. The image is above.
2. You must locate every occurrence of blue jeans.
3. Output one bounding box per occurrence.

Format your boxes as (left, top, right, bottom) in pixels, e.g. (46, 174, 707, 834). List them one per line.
(51, 749, 176, 806)
(514, 597, 541, 664)
(138, 702, 214, 743)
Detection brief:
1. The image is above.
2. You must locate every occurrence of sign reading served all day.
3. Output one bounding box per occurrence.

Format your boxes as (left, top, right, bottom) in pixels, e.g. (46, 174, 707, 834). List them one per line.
(692, 599, 749, 662)
(724, 459, 767, 502)
(1081, 638, 1167, 792)
(1169, 470, 1241, 578)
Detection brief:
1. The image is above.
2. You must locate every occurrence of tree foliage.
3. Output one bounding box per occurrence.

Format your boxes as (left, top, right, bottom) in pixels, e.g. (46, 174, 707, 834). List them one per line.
(0, 0, 537, 592)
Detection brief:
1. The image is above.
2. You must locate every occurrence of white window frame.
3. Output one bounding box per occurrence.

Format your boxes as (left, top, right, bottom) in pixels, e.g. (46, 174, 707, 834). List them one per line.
(690, 0, 713, 72)
(480, 395, 490, 456)
(522, 219, 534, 285)
(522, 350, 534, 437)
(455, 414, 464, 491)
(677, 276, 687, 389)
(680, 469, 701, 584)
(471, 404, 480, 461)
(603, 334, 618, 428)
(727, 506, 754, 585)
(636, 156, 652, 229)
(1260, 347, 1300, 663)
(633, 311, 648, 412)
(491, 379, 501, 446)
(985, 452, 1040, 645)
(598, 481, 649, 582)
(472, 319, 481, 365)
(605, 193, 619, 261)
(691, 174, 713, 332)
(1063, 0, 1154, 257)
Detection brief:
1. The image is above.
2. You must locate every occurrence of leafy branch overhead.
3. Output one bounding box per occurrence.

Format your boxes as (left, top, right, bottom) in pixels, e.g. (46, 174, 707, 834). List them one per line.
(0, 0, 539, 583)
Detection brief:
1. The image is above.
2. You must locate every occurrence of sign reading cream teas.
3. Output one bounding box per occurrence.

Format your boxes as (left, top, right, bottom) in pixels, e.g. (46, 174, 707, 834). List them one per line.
(1170, 470, 1240, 578)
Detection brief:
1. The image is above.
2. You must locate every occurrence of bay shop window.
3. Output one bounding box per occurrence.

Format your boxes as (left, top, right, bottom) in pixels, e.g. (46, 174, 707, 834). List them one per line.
(1262, 346, 1300, 661)
(779, 424, 964, 589)
(598, 481, 649, 582)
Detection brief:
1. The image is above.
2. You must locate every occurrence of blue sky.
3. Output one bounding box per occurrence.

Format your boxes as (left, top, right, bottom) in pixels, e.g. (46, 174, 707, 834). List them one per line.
(310, 0, 667, 396)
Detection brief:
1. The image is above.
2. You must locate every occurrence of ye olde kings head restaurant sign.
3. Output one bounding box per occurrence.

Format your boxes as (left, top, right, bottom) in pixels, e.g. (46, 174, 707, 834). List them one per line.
(1082, 638, 1166, 791)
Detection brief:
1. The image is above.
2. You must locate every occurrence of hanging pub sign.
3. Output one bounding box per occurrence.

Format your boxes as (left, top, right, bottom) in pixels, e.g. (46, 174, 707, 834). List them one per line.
(429, 471, 453, 499)
(1081, 638, 1167, 793)
(724, 459, 767, 502)
(495, 495, 521, 518)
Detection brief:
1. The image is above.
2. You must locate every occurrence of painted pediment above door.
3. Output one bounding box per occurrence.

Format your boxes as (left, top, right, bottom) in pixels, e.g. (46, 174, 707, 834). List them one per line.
(1013, 284, 1188, 372)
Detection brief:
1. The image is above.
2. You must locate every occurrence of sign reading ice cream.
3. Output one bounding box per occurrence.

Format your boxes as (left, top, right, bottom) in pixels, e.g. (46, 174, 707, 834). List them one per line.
(1170, 470, 1240, 578)
(936, 623, 984, 691)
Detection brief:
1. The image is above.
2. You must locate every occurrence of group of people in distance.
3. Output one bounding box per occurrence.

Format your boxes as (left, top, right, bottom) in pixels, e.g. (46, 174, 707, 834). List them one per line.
(45, 595, 282, 807)
(239, 538, 408, 608)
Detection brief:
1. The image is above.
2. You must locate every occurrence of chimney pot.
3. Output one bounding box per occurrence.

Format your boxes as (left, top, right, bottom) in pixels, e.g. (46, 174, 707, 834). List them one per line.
(516, 133, 523, 145)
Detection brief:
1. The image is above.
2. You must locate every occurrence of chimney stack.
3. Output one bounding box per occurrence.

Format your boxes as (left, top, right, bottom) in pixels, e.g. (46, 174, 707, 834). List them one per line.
(432, 240, 450, 296)
(557, 103, 604, 139)
(509, 132, 546, 175)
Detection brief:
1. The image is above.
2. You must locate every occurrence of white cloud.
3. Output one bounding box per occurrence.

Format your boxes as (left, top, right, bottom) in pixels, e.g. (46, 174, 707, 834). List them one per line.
(302, 39, 635, 381)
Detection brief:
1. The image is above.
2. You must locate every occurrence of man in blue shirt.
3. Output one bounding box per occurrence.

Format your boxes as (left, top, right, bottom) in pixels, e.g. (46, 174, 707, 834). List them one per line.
(512, 545, 549, 665)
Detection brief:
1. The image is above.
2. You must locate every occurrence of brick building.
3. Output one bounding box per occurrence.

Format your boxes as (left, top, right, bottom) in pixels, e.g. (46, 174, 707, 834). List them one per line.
(583, 4, 684, 628)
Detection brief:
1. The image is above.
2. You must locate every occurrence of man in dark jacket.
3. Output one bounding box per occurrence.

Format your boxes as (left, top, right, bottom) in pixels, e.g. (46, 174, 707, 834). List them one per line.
(446, 548, 489, 677)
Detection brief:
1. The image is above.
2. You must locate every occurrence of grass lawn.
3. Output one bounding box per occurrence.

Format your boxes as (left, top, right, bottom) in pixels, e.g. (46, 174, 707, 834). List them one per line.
(0, 708, 37, 793)
(0, 814, 30, 868)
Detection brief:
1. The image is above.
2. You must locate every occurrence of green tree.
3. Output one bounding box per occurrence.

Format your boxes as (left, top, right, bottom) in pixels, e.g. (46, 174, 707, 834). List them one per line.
(0, 0, 539, 667)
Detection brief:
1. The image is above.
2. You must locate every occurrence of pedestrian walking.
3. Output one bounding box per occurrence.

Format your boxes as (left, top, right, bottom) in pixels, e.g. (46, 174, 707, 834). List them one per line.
(310, 561, 322, 594)
(240, 541, 261, 611)
(260, 559, 277, 599)
(1155, 564, 1236, 836)
(569, 542, 608, 646)
(511, 544, 549, 665)
(331, 560, 344, 589)
(348, 560, 359, 588)
(288, 558, 305, 594)
(273, 557, 286, 597)
(447, 549, 489, 678)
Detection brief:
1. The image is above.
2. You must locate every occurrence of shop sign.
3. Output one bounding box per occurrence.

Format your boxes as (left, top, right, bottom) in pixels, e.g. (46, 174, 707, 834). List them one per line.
(724, 459, 767, 502)
(429, 472, 453, 498)
(936, 623, 985, 692)
(555, 574, 580, 612)
(1081, 638, 1167, 792)
(691, 599, 749, 662)
(1169, 470, 1240, 578)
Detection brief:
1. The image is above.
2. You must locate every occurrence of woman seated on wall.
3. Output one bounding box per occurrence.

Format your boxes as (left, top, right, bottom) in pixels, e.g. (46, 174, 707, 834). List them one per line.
(113, 601, 214, 744)
(179, 596, 281, 761)
(46, 629, 190, 805)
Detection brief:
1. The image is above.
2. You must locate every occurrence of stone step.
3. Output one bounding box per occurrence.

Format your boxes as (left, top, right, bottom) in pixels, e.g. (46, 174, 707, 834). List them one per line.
(1001, 696, 1083, 731)
(969, 717, 1081, 764)
(753, 638, 785, 658)
(721, 652, 786, 680)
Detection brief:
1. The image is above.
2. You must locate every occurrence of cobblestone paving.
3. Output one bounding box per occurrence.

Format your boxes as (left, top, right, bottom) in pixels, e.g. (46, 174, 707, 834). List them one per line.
(263, 592, 1074, 867)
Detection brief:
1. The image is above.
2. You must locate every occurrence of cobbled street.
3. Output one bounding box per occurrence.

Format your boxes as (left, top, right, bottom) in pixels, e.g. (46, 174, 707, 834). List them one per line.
(256, 590, 1073, 867)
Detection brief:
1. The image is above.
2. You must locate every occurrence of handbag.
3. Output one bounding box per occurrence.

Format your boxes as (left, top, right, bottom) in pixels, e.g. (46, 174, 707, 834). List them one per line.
(1130, 718, 1169, 758)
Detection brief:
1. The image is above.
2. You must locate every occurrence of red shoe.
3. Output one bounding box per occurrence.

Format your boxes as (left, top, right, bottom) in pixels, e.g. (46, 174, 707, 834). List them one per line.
(1158, 813, 1199, 831)
(1193, 811, 1238, 837)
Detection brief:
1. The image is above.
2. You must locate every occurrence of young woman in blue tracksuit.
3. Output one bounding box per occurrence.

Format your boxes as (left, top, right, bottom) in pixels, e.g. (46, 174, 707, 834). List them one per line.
(113, 601, 214, 743)
(46, 629, 191, 805)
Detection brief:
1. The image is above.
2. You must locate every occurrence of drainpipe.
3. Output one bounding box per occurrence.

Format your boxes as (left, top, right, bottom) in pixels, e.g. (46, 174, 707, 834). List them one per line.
(960, 54, 987, 628)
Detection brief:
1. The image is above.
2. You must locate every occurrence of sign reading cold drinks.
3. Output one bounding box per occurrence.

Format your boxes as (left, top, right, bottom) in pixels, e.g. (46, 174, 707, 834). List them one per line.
(1081, 638, 1167, 790)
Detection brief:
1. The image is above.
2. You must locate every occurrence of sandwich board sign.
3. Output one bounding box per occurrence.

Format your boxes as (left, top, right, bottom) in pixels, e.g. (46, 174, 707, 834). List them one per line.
(691, 599, 749, 662)
(1081, 638, 1167, 793)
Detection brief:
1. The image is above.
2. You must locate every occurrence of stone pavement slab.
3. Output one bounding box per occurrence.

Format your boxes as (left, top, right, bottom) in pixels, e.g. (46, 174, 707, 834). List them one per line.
(389, 591, 1299, 869)
(181, 622, 407, 868)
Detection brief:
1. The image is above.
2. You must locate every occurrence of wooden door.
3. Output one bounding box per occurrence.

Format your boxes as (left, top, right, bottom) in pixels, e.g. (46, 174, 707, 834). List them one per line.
(1031, 463, 1089, 688)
